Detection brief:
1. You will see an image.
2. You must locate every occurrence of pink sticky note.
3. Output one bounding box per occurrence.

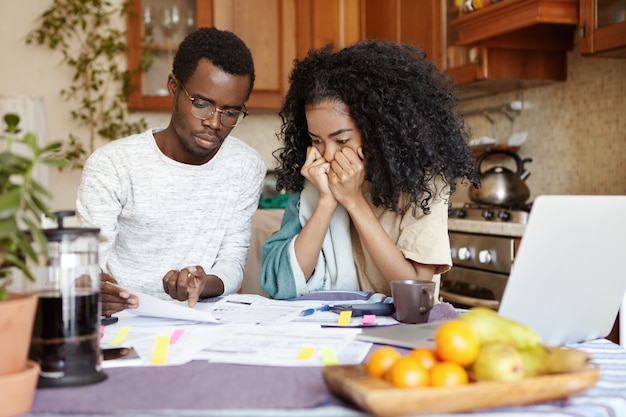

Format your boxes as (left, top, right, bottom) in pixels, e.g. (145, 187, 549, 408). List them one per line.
(170, 329, 185, 345)
(362, 314, 376, 325)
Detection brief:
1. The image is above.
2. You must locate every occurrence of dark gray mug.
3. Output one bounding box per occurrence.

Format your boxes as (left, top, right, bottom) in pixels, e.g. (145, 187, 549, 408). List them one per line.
(390, 279, 436, 324)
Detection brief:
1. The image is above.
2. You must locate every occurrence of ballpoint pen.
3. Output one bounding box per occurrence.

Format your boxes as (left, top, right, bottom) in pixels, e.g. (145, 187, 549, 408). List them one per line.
(300, 305, 331, 317)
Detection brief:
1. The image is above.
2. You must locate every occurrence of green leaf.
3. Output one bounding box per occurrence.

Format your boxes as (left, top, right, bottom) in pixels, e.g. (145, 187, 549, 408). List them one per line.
(0, 216, 19, 239)
(29, 179, 51, 199)
(0, 188, 21, 220)
(41, 142, 64, 153)
(3, 113, 20, 133)
(2, 251, 34, 281)
(23, 132, 38, 148)
(41, 157, 70, 169)
(24, 217, 48, 260)
(24, 193, 50, 221)
(0, 151, 31, 172)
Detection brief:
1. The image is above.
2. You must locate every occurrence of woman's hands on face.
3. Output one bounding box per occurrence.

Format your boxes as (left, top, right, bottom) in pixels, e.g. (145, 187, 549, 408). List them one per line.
(301, 146, 341, 211)
(301, 145, 365, 209)
(162, 265, 211, 307)
(328, 146, 365, 209)
(100, 272, 139, 316)
(301, 146, 334, 199)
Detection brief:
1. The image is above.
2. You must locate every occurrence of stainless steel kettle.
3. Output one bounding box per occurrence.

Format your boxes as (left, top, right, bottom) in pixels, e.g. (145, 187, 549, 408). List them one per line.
(469, 149, 532, 206)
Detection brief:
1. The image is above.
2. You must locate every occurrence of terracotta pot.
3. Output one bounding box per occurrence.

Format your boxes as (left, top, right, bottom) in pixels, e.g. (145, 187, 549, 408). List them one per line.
(0, 360, 40, 417)
(0, 293, 39, 417)
(0, 293, 37, 375)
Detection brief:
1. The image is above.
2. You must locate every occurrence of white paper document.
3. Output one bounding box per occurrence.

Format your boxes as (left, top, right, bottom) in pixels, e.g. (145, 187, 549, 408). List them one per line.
(99, 294, 398, 368)
(126, 290, 219, 323)
(194, 324, 371, 366)
(198, 293, 399, 327)
(101, 317, 223, 367)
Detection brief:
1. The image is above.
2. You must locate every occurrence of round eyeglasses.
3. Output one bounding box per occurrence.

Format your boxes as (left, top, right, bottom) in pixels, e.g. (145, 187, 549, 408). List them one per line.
(178, 81, 248, 127)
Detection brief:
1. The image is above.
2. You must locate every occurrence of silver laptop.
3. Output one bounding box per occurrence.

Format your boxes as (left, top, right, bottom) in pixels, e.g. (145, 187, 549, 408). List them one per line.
(358, 195, 626, 348)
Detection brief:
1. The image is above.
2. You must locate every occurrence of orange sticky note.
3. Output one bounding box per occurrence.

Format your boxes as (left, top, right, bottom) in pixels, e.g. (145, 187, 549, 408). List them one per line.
(338, 310, 352, 325)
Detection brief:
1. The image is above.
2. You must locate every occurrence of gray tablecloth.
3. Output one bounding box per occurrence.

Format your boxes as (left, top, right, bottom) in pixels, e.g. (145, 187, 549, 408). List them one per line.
(30, 362, 342, 414)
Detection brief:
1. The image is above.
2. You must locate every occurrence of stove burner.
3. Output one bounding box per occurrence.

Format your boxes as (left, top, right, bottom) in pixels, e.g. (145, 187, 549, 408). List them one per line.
(461, 202, 533, 212)
(448, 202, 532, 224)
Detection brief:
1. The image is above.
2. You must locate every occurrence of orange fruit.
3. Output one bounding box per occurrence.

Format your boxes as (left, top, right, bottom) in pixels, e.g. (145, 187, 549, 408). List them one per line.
(434, 320, 480, 366)
(430, 361, 469, 387)
(365, 347, 402, 379)
(386, 357, 430, 388)
(408, 347, 438, 370)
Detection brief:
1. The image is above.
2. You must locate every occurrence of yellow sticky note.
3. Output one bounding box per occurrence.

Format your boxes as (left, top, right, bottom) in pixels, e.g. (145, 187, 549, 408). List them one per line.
(109, 326, 131, 346)
(296, 347, 315, 360)
(322, 347, 338, 365)
(338, 310, 352, 325)
(151, 335, 170, 365)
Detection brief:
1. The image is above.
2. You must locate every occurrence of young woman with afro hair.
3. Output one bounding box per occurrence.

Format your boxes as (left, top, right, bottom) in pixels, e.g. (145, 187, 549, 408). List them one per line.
(260, 40, 479, 300)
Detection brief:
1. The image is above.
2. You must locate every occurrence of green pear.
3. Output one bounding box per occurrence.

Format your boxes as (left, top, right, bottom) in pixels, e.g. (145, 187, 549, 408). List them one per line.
(517, 344, 546, 377)
(458, 307, 542, 350)
(542, 346, 591, 374)
(471, 343, 525, 382)
(519, 345, 591, 377)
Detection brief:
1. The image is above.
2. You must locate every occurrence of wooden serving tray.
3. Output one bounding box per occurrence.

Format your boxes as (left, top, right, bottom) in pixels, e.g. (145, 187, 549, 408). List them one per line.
(323, 364, 599, 417)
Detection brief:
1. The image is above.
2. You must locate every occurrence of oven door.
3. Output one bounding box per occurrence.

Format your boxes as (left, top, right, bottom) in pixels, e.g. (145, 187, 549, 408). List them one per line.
(440, 267, 508, 310)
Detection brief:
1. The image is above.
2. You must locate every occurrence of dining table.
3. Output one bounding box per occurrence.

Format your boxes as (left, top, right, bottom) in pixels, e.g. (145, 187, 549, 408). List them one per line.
(20, 294, 626, 417)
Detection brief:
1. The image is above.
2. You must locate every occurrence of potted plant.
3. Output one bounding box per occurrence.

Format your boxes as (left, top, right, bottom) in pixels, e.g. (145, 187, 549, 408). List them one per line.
(0, 113, 67, 417)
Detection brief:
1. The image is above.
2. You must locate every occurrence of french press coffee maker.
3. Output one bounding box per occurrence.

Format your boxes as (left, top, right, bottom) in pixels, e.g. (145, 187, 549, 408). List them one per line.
(28, 211, 107, 387)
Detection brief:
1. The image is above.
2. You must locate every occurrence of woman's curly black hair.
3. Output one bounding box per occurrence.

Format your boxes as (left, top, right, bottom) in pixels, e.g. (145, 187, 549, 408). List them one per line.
(274, 40, 479, 215)
(172, 27, 255, 97)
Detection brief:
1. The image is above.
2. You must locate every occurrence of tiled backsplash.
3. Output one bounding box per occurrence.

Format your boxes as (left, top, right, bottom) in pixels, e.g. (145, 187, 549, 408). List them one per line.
(228, 39, 626, 205)
(452, 40, 626, 205)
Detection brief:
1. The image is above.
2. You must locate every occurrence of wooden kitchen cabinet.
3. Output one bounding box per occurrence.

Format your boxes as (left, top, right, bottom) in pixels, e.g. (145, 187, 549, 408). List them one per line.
(211, 0, 296, 109)
(580, 0, 626, 57)
(359, 0, 580, 98)
(445, 47, 570, 98)
(295, 0, 362, 59)
(360, 0, 444, 69)
(127, 0, 297, 110)
(127, 0, 587, 110)
(446, 0, 579, 98)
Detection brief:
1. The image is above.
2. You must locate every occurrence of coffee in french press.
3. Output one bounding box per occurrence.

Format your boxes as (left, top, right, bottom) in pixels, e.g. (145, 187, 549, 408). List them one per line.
(28, 211, 107, 387)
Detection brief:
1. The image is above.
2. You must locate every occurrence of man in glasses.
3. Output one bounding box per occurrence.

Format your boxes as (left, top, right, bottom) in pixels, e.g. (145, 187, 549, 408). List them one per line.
(76, 27, 266, 315)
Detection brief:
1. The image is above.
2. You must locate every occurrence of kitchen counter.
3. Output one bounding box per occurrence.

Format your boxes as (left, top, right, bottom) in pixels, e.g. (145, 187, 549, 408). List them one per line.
(448, 218, 526, 237)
